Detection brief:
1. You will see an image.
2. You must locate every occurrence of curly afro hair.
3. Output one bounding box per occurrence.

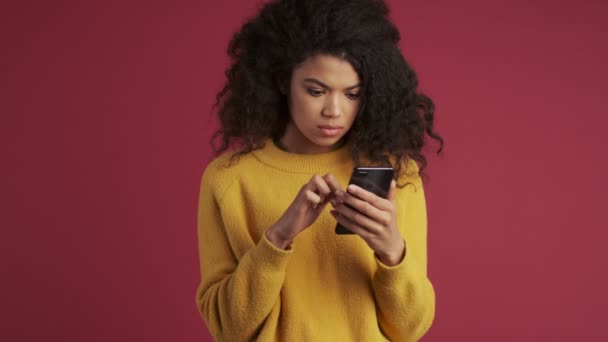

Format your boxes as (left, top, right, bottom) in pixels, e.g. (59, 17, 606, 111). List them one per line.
(211, 0, 444, 185)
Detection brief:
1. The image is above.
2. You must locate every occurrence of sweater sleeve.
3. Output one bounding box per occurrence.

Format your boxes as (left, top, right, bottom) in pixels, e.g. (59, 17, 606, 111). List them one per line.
(194, 167, 293, 341)
(372, 171, 436, 341)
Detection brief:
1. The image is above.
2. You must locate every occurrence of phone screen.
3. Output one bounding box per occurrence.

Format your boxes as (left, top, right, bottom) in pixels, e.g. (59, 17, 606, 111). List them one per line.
(335, 167, 394, 235)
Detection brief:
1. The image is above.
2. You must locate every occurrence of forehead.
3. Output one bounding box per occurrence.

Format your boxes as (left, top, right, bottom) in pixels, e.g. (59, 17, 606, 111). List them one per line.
(292, 54, 360, 87)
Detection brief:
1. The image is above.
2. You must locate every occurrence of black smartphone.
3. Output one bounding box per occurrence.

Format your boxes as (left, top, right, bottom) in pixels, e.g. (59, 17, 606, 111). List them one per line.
(335, 167, 395, 235)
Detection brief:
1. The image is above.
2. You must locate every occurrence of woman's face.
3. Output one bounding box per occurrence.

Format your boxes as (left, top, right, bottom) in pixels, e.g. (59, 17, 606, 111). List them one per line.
(280, 54, 362, 154)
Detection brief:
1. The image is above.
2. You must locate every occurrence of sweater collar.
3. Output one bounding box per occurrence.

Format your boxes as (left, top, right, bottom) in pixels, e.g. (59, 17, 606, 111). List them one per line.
(252, 138, 353, 173)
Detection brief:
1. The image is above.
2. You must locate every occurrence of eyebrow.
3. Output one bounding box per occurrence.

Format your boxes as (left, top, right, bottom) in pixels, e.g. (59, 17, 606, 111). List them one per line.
(303, 78, 361, 91)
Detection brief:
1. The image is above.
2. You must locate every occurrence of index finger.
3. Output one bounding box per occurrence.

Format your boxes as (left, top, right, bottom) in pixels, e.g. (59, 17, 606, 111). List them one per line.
(322, 173, 343, 193)
(346, 184, 393, 211)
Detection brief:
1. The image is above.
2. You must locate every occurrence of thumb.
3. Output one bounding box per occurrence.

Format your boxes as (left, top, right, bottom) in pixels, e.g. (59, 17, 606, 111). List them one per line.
(387, 179, 396, 202)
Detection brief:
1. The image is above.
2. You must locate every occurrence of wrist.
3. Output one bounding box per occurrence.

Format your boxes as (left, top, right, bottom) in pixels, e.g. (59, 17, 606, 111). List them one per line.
(376, 240, 406, 266)
(266, 225, 292, 250)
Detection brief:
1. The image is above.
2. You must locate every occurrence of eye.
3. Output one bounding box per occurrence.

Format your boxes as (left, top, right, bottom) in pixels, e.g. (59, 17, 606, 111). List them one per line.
(307, 88, 325, 97)
(307, 89, 324, 96)
(346, 92, 361, 100)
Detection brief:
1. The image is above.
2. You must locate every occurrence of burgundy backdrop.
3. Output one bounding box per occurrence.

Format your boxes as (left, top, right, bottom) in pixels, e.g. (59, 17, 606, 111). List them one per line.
(2, 0, 607, 341)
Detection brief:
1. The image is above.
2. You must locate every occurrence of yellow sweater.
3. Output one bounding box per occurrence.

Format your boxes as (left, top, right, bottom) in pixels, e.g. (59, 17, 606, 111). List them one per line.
(195, 139, 435, 341)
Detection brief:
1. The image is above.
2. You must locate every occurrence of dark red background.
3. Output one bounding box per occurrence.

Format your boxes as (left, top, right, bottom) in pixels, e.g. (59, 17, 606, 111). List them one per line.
(2, 0, 607, 341)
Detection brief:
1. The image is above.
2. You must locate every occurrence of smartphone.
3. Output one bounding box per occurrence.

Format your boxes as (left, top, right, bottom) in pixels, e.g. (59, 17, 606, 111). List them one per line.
(335, 167, 395, 235)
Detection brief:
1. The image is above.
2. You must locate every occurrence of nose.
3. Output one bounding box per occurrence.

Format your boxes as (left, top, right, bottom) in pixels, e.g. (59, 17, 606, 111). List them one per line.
(321, 94, 342, 118)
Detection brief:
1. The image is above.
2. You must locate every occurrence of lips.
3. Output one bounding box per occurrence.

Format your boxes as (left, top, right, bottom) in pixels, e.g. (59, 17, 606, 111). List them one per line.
(318, 125, 343, 129)
(318, 125, 343, 137)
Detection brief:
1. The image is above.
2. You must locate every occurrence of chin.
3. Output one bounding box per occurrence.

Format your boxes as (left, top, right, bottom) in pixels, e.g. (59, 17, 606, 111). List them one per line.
(313, 135, 344, 147)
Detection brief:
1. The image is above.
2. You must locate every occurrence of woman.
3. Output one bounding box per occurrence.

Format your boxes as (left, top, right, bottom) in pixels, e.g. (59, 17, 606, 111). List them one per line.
(195, 0, 444, 340)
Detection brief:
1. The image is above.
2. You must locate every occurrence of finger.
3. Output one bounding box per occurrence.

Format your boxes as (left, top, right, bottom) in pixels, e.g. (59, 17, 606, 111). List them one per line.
(323, 173, 344, 206)
(322, 173, 343, 193)
(387, 179, 397, 203)
(305, 190, 322, 208)
(346, 184, 393, 211)
(331, 210, 373, 240)
(333, 201, 384, 234)
(309, 174, 332, 199)
(338, 191, 387, 224)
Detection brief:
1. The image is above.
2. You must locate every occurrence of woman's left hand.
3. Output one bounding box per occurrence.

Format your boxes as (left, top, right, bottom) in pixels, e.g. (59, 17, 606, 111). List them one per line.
(330, 180, 406, 266)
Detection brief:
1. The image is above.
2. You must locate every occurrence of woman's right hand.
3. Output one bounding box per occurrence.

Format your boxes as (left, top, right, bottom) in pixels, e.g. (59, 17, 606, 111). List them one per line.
(266, 173, 342, 249)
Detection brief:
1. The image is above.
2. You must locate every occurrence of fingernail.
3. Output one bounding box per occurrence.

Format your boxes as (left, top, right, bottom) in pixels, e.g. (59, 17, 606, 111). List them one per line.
(348, 184, 357, 192)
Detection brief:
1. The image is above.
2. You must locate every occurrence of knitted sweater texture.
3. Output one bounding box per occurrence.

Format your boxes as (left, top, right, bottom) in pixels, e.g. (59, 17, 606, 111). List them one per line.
(195, 140, 435, 341)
